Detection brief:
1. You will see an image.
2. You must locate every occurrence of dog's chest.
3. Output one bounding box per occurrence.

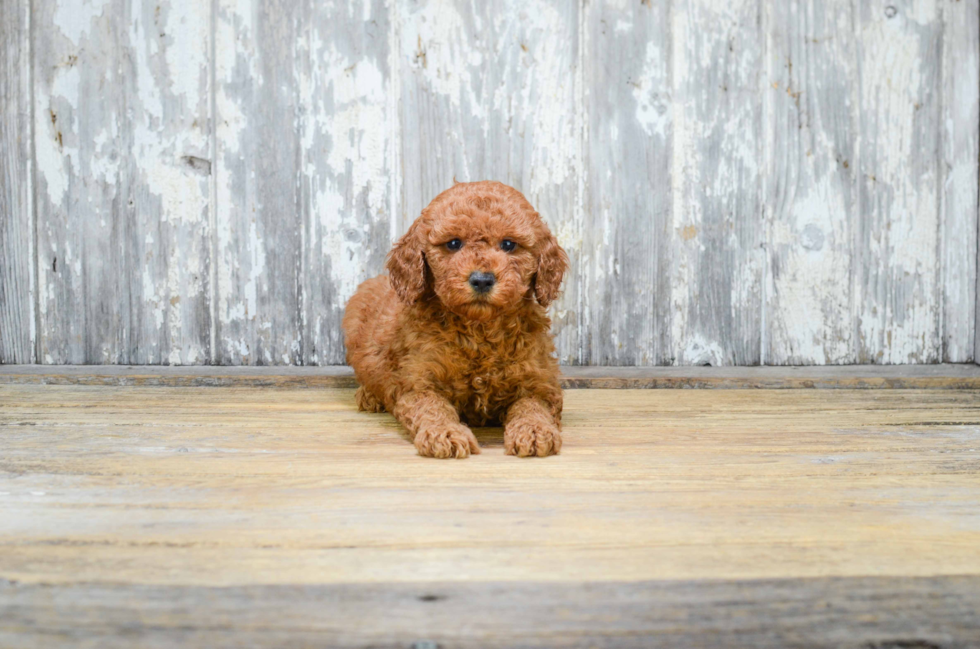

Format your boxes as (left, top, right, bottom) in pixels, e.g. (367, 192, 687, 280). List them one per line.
(455, 332, 526, 386)
(450, 327, 533, 421)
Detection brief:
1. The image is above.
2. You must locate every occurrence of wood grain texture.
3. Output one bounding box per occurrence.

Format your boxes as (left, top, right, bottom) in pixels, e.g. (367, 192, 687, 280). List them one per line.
(2, 1, 979, 368)
(33, 0, 212, 364)
(299, 0, 391, 365)
(2, 577, 979, 648)
(941, 0, 979, 363)
(670, 0, 765, 366)
(215, 0, 391, 366)
(395, 0, 583, 362)
(765, 0, 857, 365)
(0, 0, 33, 363)
(581, 0, 671, 366)
(5, 363, 980, 389)
(3, 384, 980, 643)
(2, 385, 979, 586)
(854, 1, 944, 363)
(214, 0, 304, 365)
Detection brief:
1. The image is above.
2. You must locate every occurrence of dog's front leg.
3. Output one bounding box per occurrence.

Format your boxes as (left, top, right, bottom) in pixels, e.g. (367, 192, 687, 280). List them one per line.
(393, 391, 481, 459)
(503, 397, 562, 457)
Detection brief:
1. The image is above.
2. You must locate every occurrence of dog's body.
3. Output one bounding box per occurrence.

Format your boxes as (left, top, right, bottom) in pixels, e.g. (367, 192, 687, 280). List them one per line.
(343, 181, 568, 459)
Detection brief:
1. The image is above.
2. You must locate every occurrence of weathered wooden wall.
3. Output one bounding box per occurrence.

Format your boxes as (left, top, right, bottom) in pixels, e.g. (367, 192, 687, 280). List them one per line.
(0, 0, 978, 366)
(0, 0, 34, 363)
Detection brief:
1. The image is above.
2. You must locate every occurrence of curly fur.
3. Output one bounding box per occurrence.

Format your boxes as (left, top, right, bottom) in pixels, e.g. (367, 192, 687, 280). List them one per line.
(343, 181, 568, 459)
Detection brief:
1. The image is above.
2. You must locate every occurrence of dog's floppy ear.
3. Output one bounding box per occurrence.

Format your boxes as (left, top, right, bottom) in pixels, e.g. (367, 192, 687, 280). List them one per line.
(534, 230, 568, 306)
(386, 219, 428, 304)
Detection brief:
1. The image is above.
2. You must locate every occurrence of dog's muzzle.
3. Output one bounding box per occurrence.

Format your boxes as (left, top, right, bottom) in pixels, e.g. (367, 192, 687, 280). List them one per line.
(468, 271, 496, 294)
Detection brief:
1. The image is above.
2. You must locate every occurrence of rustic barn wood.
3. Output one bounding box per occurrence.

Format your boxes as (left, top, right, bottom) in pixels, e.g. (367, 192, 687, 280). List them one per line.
(943, 0, 979, 363)
(213, 0, 393, 366)
(0, 0, 978, 366)
(670, 0, 765, 367)
(213, 0, 305, 365)
(0, 0, 33, 364)
(32, 0, 213, 364)
(2, 383, 979, 645)
(299, 0, 392, 366)
(766, 0, 858, 365)
(2, 577, 979, 648)
(581, 0, 671, 365)
(854, 1, 944, 364)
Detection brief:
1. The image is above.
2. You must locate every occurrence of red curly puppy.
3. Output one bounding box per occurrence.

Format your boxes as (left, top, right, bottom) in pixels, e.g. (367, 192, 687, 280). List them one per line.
(343, 181, 568, 459)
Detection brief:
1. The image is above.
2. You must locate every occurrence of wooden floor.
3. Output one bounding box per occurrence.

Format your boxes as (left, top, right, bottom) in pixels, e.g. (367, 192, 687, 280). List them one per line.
(2, 374, 980, 647)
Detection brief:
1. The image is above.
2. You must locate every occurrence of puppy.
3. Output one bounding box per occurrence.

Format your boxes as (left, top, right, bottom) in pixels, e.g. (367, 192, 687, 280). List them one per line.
(343, 181, 568, 459)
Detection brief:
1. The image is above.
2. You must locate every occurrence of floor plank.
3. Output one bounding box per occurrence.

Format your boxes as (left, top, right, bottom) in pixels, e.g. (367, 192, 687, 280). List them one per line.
(2, 577, 979, 649)
(1, 385, 979, 645)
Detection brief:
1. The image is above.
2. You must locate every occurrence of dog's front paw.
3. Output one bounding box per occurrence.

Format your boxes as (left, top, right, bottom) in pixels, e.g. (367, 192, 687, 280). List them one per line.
(505, 418, 562, 457)
(415, 423, 481, 459)
(355, 387, 385, 413)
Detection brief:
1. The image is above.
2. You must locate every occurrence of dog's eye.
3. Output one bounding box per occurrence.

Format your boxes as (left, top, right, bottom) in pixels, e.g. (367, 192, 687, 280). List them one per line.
(500, 239, 517, 253)
(446, 238, 463, 251)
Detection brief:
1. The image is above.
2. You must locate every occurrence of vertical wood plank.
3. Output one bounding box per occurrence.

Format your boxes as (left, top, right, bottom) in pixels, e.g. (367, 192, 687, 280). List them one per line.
(300, 0, 391, 365)
(941, 0, 978, 363)
(765, 0, 857, 365)
(854, 1, 943, 363)
(670, 0, 765, 366)
(215, 0, 392, 366)
(581, 0, 671, 365)
(396, 0, 484, 231)
(396, 0, 582, 362)
(214, 0, 303, 365)
(0, 0, 34, 363)
(33, 0, 212, 364)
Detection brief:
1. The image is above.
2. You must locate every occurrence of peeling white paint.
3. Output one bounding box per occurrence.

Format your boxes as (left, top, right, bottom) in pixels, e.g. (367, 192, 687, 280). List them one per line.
(941, 0, 979, 362)
(243, 218, 266, 321)
(681, 334, 726, 367)
(517, 1, 576, 198)
(214, 10, 247, 336)
(670, 0, 763, 365)
(53, 0, 109, 46)
(401, 0, 483, 114)
(770, 177, 853, 364)
(15, 0, 976, 367)
(162, 2, 208, 110)
(857, 2, 941, 363)
(633, 41, 669, 138)
(670, 3, 694, 364)
(298, 3, 393, 362)
(321, 58, 387, 211)
(34, 64, 80, 206)
(32, 0, 212, 364)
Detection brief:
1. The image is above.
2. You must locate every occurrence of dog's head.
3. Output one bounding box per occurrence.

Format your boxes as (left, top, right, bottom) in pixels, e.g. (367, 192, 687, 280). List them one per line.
(386, 181, 568, 320)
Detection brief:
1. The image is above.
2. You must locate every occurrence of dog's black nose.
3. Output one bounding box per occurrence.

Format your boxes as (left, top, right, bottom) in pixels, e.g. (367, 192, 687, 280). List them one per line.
(468, 271, 496, 293)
